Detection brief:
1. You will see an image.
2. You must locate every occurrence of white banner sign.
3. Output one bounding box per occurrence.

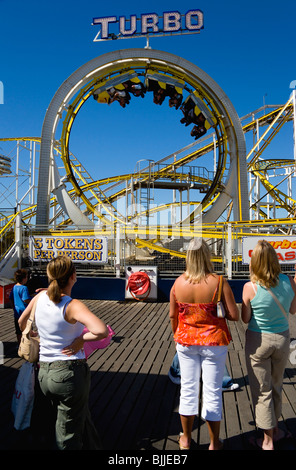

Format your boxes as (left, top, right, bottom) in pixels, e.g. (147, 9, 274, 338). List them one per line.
(242, 236, 296, 264)
(29, 236, 108, 264)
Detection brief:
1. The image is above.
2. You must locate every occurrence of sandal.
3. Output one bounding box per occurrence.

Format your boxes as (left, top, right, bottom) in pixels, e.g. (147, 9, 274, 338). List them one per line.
(178, 432, 190, 450)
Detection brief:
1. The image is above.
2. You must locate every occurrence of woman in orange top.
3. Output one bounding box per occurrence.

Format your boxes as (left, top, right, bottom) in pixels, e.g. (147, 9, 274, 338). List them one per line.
(170, 238, 239, 450)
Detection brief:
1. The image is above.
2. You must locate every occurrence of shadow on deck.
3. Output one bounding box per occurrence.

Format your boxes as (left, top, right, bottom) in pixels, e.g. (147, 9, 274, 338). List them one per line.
(1, 299, 296, 452)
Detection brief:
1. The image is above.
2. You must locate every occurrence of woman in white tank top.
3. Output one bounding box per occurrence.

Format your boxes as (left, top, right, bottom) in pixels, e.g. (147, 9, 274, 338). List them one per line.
(19, 255, 108, 450)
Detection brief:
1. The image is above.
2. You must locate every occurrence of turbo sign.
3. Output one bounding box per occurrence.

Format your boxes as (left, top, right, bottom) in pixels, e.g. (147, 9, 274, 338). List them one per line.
(242, 236, 296, 264)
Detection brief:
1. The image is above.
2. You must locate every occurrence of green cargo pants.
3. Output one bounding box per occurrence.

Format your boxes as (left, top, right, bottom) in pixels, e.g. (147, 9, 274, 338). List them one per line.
(38, 359, 102, 450)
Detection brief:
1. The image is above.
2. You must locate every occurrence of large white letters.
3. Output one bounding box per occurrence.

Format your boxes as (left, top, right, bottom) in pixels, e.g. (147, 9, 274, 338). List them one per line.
(93, 9, 204, 40)
(141, 13, 159, 34)
(93, 16, 117, 39)
(163, 12, 181, 32)
(119, 15, 137, 36)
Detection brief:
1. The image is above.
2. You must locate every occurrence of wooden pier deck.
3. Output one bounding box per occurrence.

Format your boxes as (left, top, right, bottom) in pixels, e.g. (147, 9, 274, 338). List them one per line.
(1, 299, 296, 451)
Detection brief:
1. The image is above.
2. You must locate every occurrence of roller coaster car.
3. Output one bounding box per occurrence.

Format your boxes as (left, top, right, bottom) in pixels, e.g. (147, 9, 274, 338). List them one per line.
(93, 85, 131, 108)
(180, 93, 216, 140)
(93, 71, 146, 107)
(145, 71, 184, 109)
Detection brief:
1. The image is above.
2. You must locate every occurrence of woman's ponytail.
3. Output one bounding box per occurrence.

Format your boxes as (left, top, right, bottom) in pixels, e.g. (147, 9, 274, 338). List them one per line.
(47, 279, 62, 303)
(46, 256, 75, 303)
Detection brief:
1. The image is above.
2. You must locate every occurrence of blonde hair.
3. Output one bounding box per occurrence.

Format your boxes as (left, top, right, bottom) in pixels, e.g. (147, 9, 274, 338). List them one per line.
(250, 240, 280, 288)
(184, 238, 213, 283)
(47, 256, 75, 303)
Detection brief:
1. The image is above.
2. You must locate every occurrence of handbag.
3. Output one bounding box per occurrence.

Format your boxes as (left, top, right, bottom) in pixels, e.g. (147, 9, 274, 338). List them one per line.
(18, 300, 40, 363)
(11, 362, 35, 430)
(216, 275, 226, 318)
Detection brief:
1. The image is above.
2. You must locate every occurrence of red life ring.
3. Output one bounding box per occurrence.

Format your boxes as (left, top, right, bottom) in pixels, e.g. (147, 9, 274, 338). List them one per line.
(126, 271, 151, 300)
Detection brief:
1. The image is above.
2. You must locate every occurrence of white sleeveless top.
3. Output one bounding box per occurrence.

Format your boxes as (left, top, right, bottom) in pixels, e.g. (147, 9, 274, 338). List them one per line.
(35, 291, 85, 362)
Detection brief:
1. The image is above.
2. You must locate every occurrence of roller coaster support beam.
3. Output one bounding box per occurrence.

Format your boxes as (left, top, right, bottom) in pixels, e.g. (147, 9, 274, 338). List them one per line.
(292, 90, 296, 161)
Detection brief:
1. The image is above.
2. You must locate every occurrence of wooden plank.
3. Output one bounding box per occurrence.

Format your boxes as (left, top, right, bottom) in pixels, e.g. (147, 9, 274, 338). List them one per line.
(96, 340, 153, 448)
(222, 351, 245, 449)
(1, 302, 296, 451)
(131, 339, 176, 451)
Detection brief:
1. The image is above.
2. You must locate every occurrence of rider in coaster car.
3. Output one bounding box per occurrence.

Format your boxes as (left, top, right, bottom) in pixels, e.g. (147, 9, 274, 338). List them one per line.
(180, 97, 208, 140)
(190, 113, 207, 140)
(191, 119, 207, 140)
(166, 84, 183, 109)
(153, 87, 166, 105)
(146, 78, 167, 105)
(180, 97, 197, 126)
(108, 87, 131, 108)
(169, 93, 183, 109)
(122, 80, 146, 98)
(147, 79, 183, 108)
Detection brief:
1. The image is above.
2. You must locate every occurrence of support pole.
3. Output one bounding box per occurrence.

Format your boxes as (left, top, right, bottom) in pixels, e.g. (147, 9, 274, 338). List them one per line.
(227, 223, 232, 279)
(115, 223, 121, 278)
(15, 205, 22, 268)
(293, 90, 296, 161)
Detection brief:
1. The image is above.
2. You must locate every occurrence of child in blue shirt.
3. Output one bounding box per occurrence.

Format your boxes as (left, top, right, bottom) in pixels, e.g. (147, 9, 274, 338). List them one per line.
(9, 268, 31, 343)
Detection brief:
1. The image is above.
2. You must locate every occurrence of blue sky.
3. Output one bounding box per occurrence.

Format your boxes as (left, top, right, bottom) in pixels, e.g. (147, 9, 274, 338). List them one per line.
(0, 0, 295, 184)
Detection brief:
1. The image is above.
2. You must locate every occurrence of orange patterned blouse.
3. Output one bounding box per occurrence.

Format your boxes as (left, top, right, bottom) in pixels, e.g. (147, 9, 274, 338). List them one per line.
(173, 278, 231, 347)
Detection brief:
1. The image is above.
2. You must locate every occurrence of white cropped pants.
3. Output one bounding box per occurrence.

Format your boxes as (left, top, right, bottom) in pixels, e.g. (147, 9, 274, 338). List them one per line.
(176, 343, 228, 421)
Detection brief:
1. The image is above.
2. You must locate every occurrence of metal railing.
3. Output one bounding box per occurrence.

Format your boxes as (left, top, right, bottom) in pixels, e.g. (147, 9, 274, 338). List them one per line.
(1, 218, 293, 280)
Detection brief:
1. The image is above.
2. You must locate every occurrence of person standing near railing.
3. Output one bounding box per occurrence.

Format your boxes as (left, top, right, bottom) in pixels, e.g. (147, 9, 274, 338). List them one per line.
(242, 240, 296, 450)
(9, 268, 31, 344)
(19, 255, 108, 450)
(169, 238, 239, 450)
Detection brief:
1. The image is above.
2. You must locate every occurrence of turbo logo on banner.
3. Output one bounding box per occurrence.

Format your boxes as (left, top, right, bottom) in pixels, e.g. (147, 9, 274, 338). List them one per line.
(242, 236, 296, 264)
(29, 236, 108, 264)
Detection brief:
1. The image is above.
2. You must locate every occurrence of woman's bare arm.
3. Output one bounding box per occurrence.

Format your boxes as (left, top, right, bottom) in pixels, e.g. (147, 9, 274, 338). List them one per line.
(18, 295, 39, 331)
(62, 299, 109, 356)
(222, 279, 239, 321)
(289, 276, 296, 315)
(241, 282, 253, 323)
(169, 286, 179, 334)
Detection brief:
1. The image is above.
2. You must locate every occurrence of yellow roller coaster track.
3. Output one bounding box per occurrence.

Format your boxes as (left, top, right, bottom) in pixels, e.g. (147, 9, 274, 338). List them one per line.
(251, 159, 296, 215)
(0, 98, 295, 261)
(245, 100, 295, 216)
(1, 99, 292, 223)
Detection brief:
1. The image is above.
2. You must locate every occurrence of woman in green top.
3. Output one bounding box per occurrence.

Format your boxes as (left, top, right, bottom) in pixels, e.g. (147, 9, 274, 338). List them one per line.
(242, 240, 296, 450)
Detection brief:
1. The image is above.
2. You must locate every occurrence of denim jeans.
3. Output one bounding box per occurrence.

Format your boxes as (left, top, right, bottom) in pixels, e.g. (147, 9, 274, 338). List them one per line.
(39, 359, 102, 450)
